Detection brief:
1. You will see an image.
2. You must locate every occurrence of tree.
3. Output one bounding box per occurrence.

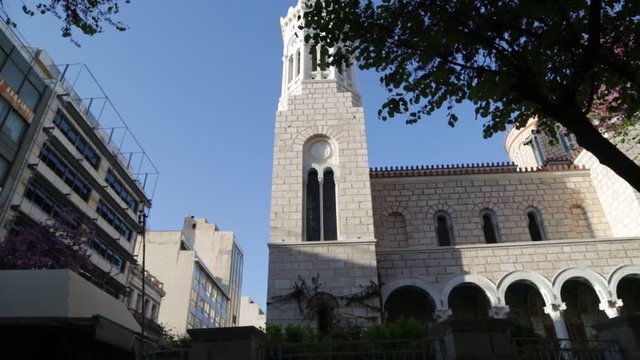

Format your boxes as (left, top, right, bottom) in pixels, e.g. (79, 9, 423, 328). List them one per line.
(303, 0, 640, 192)
(0, 0, 130, 42)
(0, 210, 94, 272)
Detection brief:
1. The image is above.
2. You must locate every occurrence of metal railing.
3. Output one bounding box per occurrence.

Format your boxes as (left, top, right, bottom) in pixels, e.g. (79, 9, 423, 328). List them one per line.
(511, 338, 622, 360)
(265, 338, 445, 360)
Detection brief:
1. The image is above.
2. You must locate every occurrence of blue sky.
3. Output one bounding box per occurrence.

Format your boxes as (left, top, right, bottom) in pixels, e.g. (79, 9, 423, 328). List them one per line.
(5, 0, 508, 310)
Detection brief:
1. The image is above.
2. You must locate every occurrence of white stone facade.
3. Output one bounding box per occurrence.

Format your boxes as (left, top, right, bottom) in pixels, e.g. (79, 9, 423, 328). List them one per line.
(267, 0, 640, 341)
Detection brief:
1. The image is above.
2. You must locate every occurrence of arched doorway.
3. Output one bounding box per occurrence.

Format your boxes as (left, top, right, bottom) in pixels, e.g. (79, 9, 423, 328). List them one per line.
(505, 282, 554, 338)
(307, 292, 339, 334)
(561, 279, 608, 341)
(448, 283, 490, 318)
(384, 286, 435, 325)
(617, 275, 640, 315)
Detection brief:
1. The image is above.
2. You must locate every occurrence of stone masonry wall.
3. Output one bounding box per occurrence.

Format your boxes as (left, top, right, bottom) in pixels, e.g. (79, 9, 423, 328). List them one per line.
(267, 241, 380, 326)
(270, 81, 375, 243)
(371, 169, 611, 248)
(377, 237, 640, 307)
(575, 150, 640, 237)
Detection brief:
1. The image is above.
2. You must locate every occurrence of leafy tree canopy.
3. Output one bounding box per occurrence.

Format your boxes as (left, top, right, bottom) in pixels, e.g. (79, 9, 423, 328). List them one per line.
(303, 0, 640, 191)
(0, 0, 130, 42)
(0, 210, 94, 272)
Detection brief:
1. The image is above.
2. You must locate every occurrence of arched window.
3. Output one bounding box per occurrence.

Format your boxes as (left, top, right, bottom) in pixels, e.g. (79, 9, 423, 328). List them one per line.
(322, 169, 337, 240)
(295, 49, 301, 77)
(287, 55, 294, 84)
(311, 45, 318, 72)
(434, 211, 453, 246)
(480, 209, 499, 244)
(306, 169, 321, 241)
(526, 207, 545, 241)
(531, 134, 545, 166)
(556, 124, 575, 155)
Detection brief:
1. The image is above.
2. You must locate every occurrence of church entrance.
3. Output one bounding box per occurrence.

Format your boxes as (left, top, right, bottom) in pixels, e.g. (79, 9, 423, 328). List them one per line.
(384, 285, 435, 325)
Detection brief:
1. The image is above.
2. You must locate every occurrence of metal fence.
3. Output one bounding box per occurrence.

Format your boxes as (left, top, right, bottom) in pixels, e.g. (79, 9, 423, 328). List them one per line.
(511, 338, 622, 360)
(264, 338, 445, 360)
(144, 349, 190, 360)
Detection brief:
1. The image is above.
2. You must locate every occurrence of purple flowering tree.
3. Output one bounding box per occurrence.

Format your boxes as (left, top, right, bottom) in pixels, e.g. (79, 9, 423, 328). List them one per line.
(0, 210, 95, 274)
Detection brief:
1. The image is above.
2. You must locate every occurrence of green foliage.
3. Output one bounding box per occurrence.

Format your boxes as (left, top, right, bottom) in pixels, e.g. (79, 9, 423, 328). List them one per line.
(304, 0, 639, 134)
(366, 317, 428, 341)
(1, 0, 131, 44)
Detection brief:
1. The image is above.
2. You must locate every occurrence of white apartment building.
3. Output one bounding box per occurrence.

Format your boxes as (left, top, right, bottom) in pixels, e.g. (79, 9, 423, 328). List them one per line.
(145, 216, 244, 335)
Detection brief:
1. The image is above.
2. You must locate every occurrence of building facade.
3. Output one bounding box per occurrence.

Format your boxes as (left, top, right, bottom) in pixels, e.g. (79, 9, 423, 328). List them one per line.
(239, 296, 266, 331)
(145, 216, 244, 335)
(267, 0, 640, 342)
(0, 22, 162, 356)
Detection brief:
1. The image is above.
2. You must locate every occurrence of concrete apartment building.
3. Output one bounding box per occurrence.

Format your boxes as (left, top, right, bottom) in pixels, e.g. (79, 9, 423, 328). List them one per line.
(267, 0, 640, 344)
(239, 296, 266, 331)
(0, 21, 162, 357)
(145, 216, 244, 335)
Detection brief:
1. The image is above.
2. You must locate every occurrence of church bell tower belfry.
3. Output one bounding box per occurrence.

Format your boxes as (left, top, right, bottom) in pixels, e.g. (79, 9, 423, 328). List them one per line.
(267, 1, 380, 328)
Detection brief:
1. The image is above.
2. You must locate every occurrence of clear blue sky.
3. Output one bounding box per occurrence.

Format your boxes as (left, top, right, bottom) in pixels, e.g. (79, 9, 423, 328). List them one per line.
(5, 0, 508, 310)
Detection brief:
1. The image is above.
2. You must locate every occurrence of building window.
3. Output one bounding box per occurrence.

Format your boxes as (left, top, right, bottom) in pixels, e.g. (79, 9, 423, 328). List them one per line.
(556, 124, 575, 155)
(91, 238, 125, 272)
(526, 207, 545, 241)
(40, 144, 91, 201)
(53, 111, 101, 169)
(105, 170, 138, 211)
(434, 211, 453, 246)
(24, 182, 62, 218)
(306, 168, 338, 241)
(295, 49, 301, 77)
(480, 209, 499, 244)
(96, 200, 133, 241)
(306, 169, 321, 241)
(531, 134, 545, 166)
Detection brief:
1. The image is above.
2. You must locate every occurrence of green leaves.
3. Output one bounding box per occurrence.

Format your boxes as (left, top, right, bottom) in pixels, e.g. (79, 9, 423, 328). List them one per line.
(302, 0, 640, 142)
(4, 0, 131, 44)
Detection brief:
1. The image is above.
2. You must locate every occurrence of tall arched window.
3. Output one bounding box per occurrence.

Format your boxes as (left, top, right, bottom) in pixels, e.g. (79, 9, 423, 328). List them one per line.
(434, 211, 453, 246)
(322, 169, 337, 240)
(480, 209, 499, 244)
(531, 135, 545, 166)
(287, 55, 294, 84)
(306, 169, 321, 241)
(295, 49, 301, 77)
(311, 45, 318, 72)
(304, 138, 339, 241)
(556, 124, 575, 155)
(526, 207, 545, 241)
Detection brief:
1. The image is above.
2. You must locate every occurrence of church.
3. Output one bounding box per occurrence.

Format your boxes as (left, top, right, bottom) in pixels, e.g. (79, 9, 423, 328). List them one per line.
(266, 1, 640, 343)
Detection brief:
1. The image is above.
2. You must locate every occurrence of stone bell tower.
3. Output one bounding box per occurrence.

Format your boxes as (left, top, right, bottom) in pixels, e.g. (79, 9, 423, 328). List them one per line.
(267, 0, 380, 328)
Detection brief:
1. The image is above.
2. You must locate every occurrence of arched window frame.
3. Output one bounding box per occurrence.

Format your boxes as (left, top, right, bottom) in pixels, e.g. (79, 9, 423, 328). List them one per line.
(531, 134, 545, 166)
(525, 207, 546, 241)
(303, 137, 339, 242)
(480, 209, 500, 244)
(555, 124, 575, 155)
(434, 210, 454, 246)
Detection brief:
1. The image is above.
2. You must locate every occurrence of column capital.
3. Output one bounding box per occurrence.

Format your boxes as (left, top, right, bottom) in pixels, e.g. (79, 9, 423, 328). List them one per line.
(599, 298, 623, 318)
(433, 308, 452, 322)
(543, 302, 567, 319)
(489, 305, 510, 319)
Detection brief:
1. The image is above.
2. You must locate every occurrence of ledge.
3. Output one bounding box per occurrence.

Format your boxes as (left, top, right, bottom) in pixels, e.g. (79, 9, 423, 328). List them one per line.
(268, 239, 377, 248)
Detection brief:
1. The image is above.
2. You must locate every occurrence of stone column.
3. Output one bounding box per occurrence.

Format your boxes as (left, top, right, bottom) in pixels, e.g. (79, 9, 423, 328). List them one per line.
(599, 298, 623, 318)
(489, 305, 510, 319)
(434, 308, 452, 323)
(543, 303, 570, 348)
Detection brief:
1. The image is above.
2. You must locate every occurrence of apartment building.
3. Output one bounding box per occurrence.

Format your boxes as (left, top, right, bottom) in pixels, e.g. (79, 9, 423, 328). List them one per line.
(145, 216, 244, 335)
(0, 22, 161, 358)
